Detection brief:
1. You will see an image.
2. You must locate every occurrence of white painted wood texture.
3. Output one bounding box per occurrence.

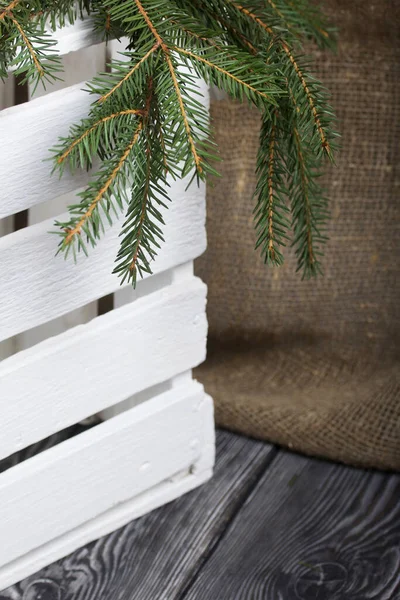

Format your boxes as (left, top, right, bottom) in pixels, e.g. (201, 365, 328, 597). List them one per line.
(51, 17, 103, 56)
(0, 382, 214, 588)
(0, 276, 207, 460)
(0, 421, 213, 592)
(0, 18, 214, 591)
(0, 79, 209, 218)
(0, 184, 206, 342)
(0, 85, 97, 218)
(0, 77, 15, 361)
(15, 44, 107, 352)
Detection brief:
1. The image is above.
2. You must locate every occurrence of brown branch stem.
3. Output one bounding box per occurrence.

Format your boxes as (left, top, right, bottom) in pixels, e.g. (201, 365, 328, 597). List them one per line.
(293, 126, 314, 264)
(64, 124, 143, 245)
(10, 16, 43, 77)
(57, 109, 144, 165)
(99, 42, 160, 103)
(0, 0, 19, 21)
(267, 122, 276, 259)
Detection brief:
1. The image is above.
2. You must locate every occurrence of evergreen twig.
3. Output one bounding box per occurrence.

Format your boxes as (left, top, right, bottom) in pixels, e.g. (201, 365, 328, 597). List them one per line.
(0, 0, 338, 283)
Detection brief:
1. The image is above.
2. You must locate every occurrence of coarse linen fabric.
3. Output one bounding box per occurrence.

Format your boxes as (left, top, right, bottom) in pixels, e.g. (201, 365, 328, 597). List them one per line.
(195, 0, 400, 470)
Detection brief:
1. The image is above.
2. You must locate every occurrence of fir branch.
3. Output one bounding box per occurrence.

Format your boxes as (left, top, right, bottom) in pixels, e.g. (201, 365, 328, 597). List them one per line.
(288, 123, 329, 278)
(99, 41, 160, 103)
(174, 47, 274, 103)
(56, 109, 144, 165)
(188, 0, 258, 53)
(0, 0, 20, 21)
(63, 123, 143, 246)
(164, 51, 203, 173)
(10, 15, 43, 78)
(130, 0, 205, 174)
(281, 41, 331, 158)
(284, 0, 335, 48)
(0, 0, 338, 284)
(292, 126, 314, 266)
(113, 79, 170, 284)
(227, 1, 274, 35)
(267, 121, 278, 260)
(254, 113, 291, 267)
(227, 0, 334, 157)
(134, 0, 165, 48)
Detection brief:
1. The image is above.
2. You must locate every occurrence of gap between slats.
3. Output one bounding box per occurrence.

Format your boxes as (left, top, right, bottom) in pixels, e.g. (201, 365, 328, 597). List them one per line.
(0, 80, 209, 219)
(0, 381, 211, 568)
(0, 275, 207, 460)
(0, 181, 206, 343)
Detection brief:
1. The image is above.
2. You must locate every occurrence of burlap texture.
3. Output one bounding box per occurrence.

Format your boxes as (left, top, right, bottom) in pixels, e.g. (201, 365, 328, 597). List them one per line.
(195, 0, 400, 470)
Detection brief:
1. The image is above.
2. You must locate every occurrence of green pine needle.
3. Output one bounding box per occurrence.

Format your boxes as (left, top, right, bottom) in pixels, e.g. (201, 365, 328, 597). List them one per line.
(0, 0, 338, 284)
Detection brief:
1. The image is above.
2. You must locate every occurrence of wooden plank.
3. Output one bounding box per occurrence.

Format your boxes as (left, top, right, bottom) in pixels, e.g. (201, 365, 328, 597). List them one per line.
(0, 182, 206, 342)
(1, 431, 275, 599)
(51, 17, 103, 57)
(0, 276, 207, 460)
(0, 392, 214, 591)
(13, 41, 107, 353)
(0, 380, 212, 573)
(183, 450, 400, 599)
(0, 77, 16, 361)
(0, 79, 209, 217)
(0, 85, 95, 218)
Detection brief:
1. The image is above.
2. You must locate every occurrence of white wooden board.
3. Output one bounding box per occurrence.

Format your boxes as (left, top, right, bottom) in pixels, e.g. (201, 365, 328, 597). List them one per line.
(0, 381, 214, 577)
(13, 40, 108, 353)
(0, 277, 207, 460)
(51, 17, 103, 57)
(0, 79, 209, 218)
(0, 393, 214, 591)
(0, 22, 214, 592)
(0, 181, 206, 342)
(0, 78, 15, 360)
(0, 85, 96, 218)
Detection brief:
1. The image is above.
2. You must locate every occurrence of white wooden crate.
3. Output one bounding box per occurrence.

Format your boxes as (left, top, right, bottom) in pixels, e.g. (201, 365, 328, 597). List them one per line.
(0, 20, 214, 591)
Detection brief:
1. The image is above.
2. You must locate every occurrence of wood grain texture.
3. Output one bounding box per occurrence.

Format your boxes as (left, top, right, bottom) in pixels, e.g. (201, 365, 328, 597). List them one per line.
(14, 41, 107, 354)
(51, 18, 103, 58)
(1, 431, 275, 599)
(0, 179, 206, 342)
(1, 432, 399, 600)
(0, 380, 212, 572)
(0, 276, 207, 460)
(0, 77, 15, 361)
(0, 85, 95, 218)
(0, 392, 214, 591)
(184, 449, 400, 600)
(0, 78, 208, 217)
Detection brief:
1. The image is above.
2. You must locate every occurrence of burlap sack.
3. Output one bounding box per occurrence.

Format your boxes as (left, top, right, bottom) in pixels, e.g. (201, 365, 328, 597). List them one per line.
(195, 0, 400, 470)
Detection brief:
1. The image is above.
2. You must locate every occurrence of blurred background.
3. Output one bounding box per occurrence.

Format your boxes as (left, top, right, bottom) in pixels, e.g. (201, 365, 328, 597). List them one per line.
(196, 0, 400, 470)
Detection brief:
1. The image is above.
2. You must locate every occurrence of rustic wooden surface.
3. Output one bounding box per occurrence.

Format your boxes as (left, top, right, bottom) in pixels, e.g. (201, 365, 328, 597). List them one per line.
(2, 429, 400, 600)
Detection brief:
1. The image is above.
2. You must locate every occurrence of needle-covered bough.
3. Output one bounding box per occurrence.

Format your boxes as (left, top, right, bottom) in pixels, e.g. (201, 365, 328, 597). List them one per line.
(0, 0, 338, 284)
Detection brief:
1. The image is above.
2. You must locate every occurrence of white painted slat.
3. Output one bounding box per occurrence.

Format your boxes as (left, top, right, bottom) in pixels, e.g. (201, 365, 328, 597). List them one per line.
(0, 380, 211, 568)
(0, 181, 206, 342)
(0, 276, 207, 460)
(0, 85, 94, 218)
(0, 78, 16, 361)
(52, 17, 102, 57)
(0, 79, 209, 217)
(33, 41, 106, 100)
(13, 44, 107, 354)
(0, 393, 214, 591)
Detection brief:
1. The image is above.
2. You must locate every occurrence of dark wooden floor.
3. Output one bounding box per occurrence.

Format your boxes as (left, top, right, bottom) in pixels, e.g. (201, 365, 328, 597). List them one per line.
(2, 430, 400, 600)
